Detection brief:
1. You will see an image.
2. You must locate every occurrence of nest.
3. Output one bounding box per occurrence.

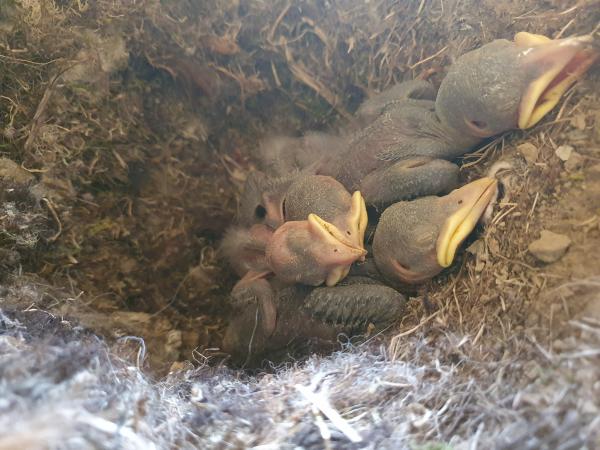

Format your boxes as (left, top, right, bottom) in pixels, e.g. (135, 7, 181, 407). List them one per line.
(2, 284, 600, 448)
(0, 0, 599, 447)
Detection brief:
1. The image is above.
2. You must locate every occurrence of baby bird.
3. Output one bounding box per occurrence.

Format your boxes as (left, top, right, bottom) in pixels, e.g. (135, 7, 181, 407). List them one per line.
(372, 177, 499, 284)
(318, 32, 596, 209)
(222, 276, 407, 367)
(223, 173, 368, 287)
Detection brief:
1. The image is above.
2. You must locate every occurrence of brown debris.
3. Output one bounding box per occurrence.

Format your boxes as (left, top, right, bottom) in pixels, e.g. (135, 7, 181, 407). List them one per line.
(0, 158, 35, 184)
(518, 142, 539, 165)
(528, 230, 572, 263)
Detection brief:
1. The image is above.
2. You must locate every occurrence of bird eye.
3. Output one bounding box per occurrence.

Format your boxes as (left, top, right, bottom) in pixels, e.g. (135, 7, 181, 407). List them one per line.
(254, 205, 267, 219)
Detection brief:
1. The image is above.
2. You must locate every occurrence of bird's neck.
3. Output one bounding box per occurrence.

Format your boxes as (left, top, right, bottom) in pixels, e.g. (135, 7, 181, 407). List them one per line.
(427, 113, 484, 159)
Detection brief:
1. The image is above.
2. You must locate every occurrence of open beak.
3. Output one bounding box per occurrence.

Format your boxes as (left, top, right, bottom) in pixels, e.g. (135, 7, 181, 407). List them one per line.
(515, 32, 598, 129)
(308, 213, 367, 286)
(436, 177, 498, 268)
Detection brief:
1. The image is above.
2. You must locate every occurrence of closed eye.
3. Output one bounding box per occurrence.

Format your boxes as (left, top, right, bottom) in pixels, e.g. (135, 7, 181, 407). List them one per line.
(470, 120, 487, 129)
(465, 118, 493, 137)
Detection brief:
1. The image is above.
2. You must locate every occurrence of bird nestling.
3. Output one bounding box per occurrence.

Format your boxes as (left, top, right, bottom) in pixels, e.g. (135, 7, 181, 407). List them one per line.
(223, 173, 368, 287)
(254, 132, 347, 178)
(222, 276, 406, 367)
(372, 177, 499, 284)
(311, 32, 598, 210)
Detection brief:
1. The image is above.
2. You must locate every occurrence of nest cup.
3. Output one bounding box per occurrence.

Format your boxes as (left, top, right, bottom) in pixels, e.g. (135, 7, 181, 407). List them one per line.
(0, 0, 599, 448)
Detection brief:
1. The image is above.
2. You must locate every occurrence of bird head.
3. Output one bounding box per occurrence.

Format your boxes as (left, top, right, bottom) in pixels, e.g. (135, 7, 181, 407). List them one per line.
(373, 177, 498, 284)
(266, 214, 367, 287)
(436, 32, 598, 139)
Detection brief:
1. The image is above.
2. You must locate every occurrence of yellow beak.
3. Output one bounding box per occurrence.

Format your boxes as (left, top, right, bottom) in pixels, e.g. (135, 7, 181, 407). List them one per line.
(307, 213, 368, 286)
(515, 32, 598, 129)
(436, 178, 498, 268)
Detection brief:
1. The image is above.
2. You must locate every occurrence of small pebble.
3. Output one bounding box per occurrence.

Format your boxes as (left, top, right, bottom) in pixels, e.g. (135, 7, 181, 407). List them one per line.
(564, 151, 584, 172)
(518, 142, 539, 164)
(528, 230, 571, 263)
(523, 360, 541, 380)
(555, 145, 573, 162)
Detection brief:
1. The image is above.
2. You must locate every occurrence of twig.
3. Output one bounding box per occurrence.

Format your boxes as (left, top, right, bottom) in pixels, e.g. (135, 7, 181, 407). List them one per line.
(453, 285, 463, 330)
(24, 64, 77, 151)
(472, 318, 486, 347)
(77, 414, 157, 450)
(314, 408, 332, 442)
(285, 52, 353, 122)
(408, 45, 447, 70)
(569, 320, 600, 336)
(526, 334, 554, 362)
(0, 54, 61, 66)
(41, 197, 62, 243)
(491, 204, 518, 226)
(527, 192, 539, 218)
(117, 336, 147, 369)
(268, 2, 292, 44)
(555, 18, 575, 39)
(545, 277, 600, 295)
(469, 422, 485, 450)
(461, 136, 503, 168)
(147, 270, 193, 319)
(513, 5, 577, 20)
(24, 84, 54, 152)
(295, 384, 362, 444)
(559, 349, 600, 359)
(390, 309, 441, 342)
(20, 162, 49, 173)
